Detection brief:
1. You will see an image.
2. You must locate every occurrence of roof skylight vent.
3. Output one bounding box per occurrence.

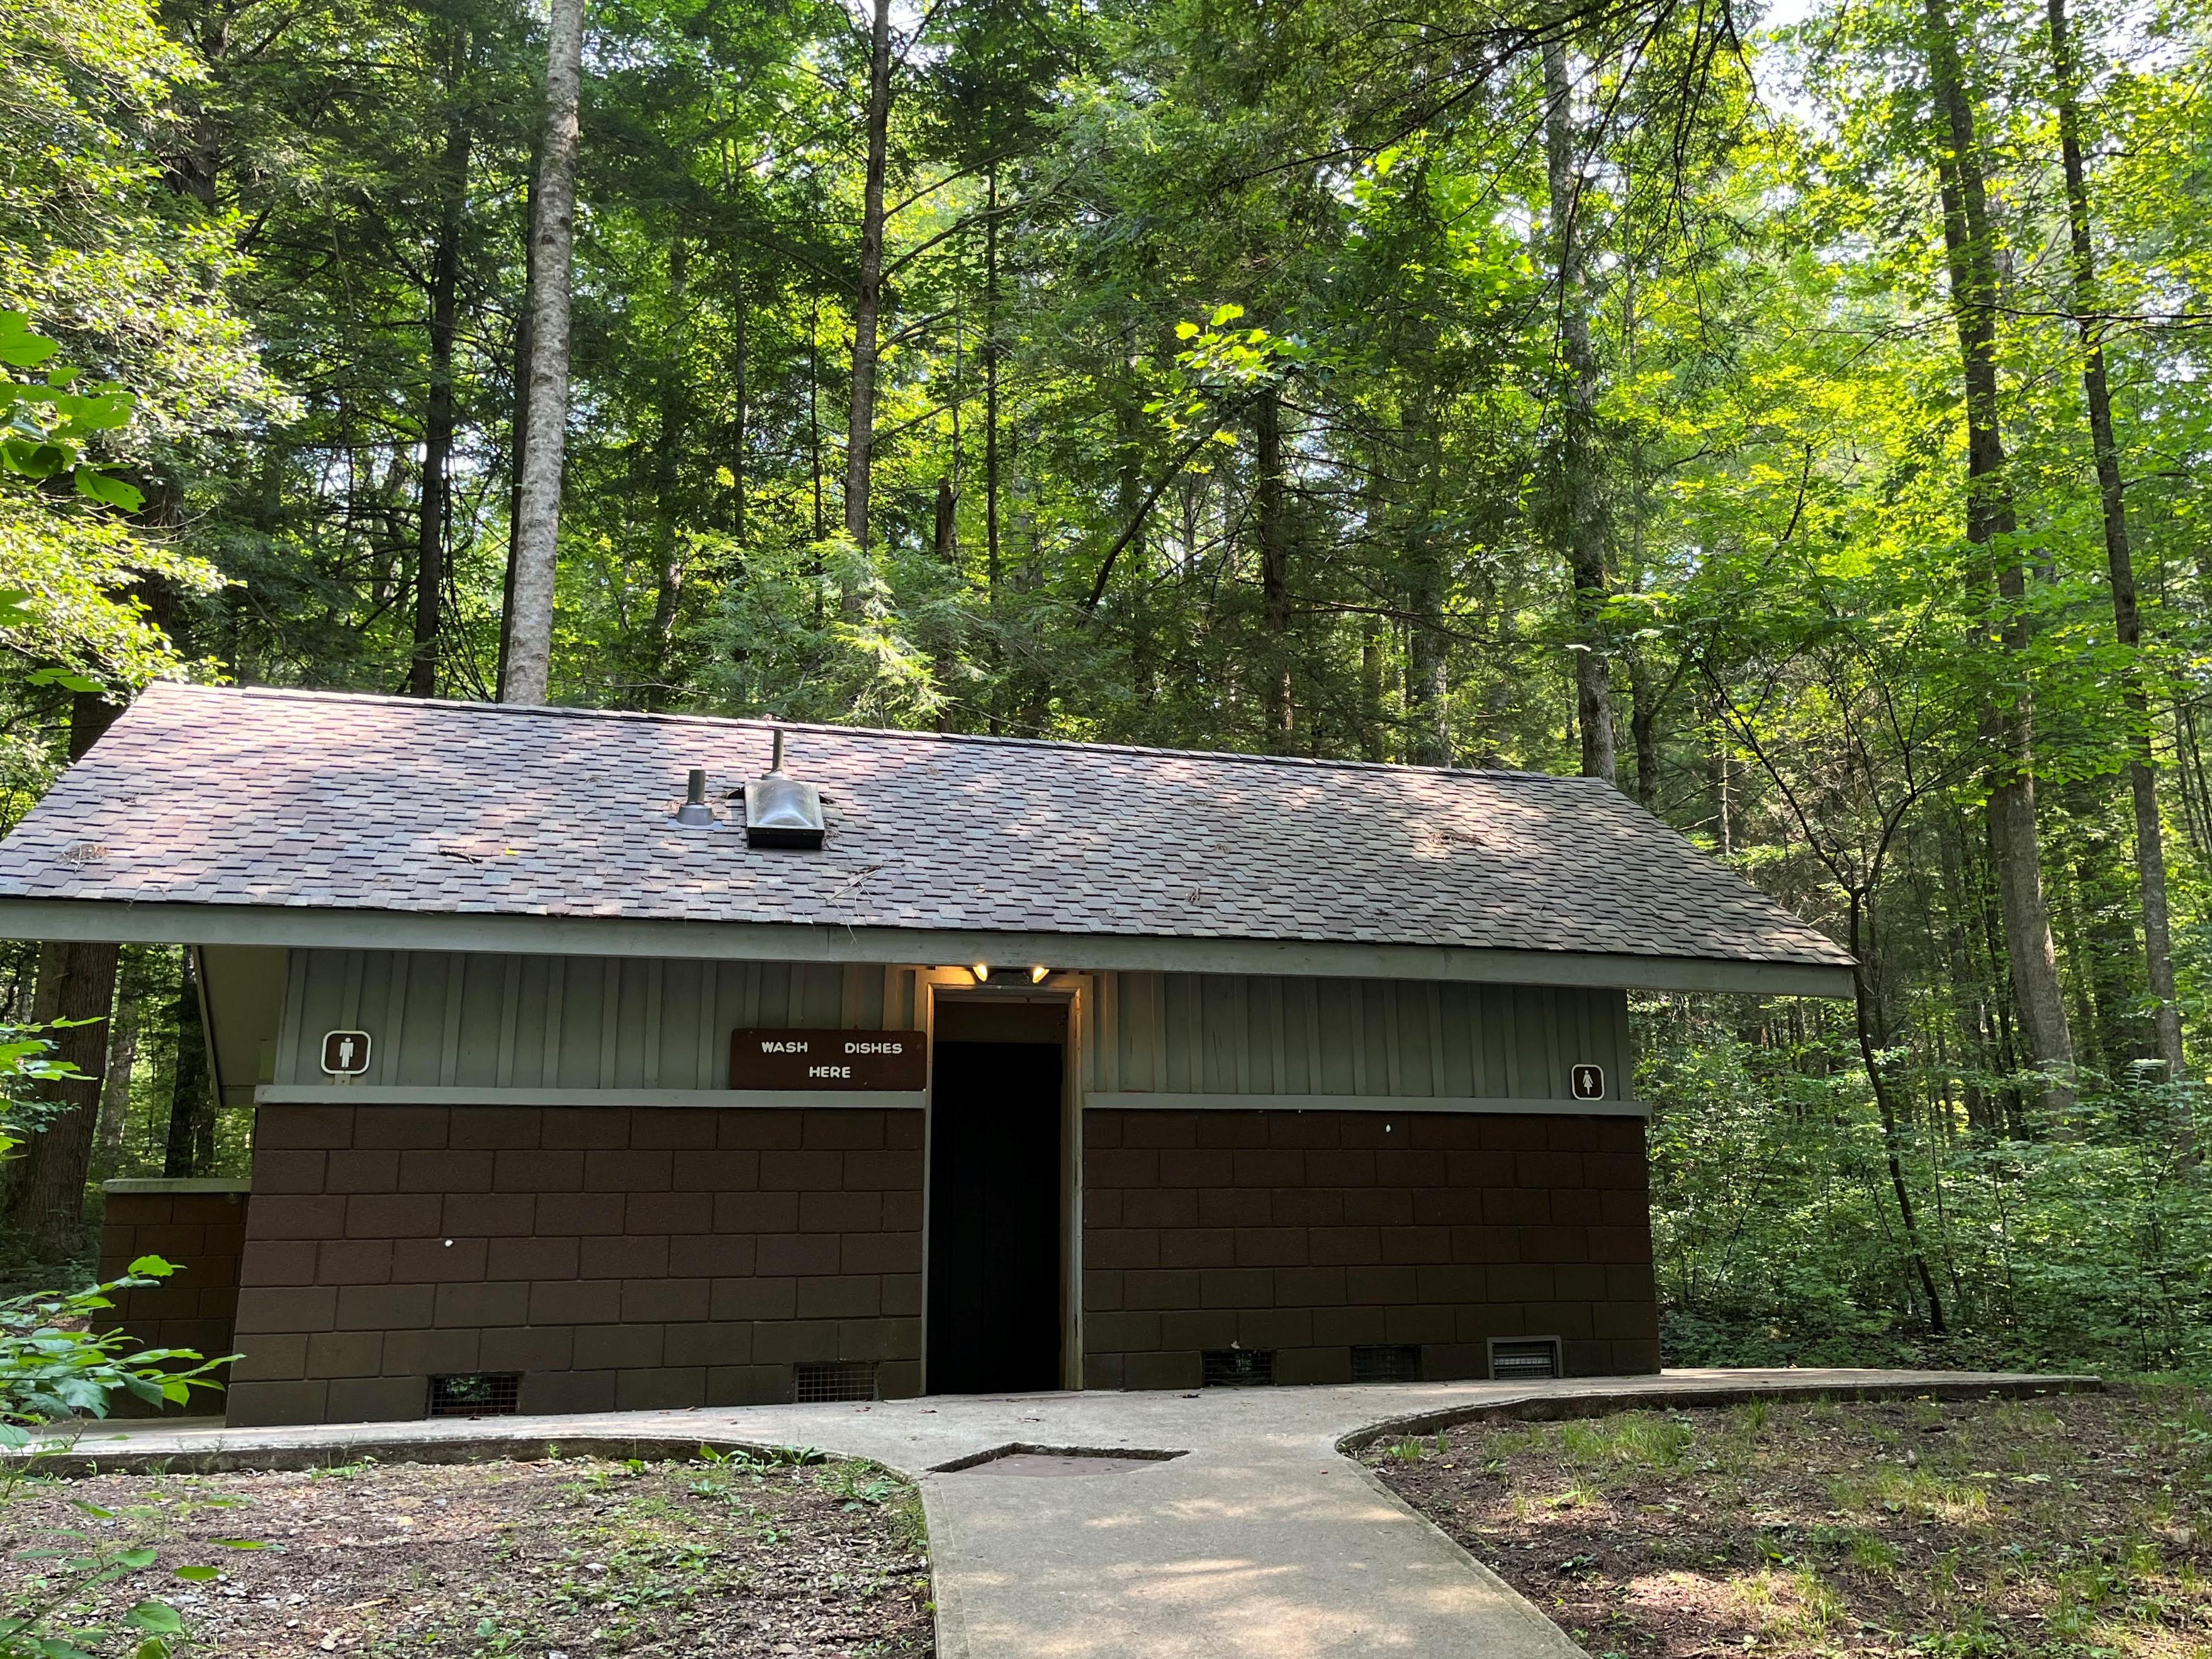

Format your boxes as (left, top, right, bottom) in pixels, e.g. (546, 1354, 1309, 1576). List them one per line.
(741, 729, 826, 850)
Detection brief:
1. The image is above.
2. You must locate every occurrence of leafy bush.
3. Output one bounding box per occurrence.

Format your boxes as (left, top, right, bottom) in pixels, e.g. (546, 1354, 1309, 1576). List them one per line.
(1642, 993, 2212, 1378)
(2, 1526, 206, 1659)
(0, 1259, 232, 1448)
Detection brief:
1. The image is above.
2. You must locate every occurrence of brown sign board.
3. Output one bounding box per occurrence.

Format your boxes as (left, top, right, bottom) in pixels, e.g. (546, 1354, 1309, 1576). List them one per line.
(322, 1030, 371, 1076)
(729, 1029, 928, 1091)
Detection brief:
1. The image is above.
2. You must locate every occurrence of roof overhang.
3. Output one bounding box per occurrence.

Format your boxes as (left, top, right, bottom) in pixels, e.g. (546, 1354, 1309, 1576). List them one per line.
(0, 897, 1856, 998)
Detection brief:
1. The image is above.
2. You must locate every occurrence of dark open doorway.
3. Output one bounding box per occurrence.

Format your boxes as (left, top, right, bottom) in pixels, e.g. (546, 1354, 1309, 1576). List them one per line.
(926, 999, 1066, 1394)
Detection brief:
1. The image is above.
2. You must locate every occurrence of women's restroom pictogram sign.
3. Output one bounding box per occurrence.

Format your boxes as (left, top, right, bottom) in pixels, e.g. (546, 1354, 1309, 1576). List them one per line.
(1569, 1063, 1605, 1100)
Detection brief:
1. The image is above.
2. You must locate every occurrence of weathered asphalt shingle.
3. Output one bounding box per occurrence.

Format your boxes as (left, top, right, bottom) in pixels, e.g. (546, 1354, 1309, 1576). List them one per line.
(0, 683, 1850, 970)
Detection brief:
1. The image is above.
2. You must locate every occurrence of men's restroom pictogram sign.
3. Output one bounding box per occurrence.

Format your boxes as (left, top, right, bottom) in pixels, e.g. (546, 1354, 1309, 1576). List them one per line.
(321, 1030, 371, 1076)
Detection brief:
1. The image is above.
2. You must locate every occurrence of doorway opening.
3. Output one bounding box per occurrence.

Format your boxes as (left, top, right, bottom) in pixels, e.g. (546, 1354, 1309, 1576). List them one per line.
(926, 998, 1067, 1394)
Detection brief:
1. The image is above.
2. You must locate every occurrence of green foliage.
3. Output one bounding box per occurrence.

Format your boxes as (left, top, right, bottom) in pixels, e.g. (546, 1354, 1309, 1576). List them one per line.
(0, 1259, 232, 1438)
(0, 1496, 264, 1659)
(0, 312, 220, 692)
(0, 1013, 232, 1438)
(0, 315, 140, 514)
(0, 1026, 94, 1150)
(1645, 994, 2212, 1375)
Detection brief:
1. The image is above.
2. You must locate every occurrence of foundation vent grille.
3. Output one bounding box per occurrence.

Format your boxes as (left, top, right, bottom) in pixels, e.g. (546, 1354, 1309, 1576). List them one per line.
(794, 1361, 877, 1404)
(428, 1373, 520, 1417)
(1488, 1337, 1563, 1381)
(1350, 1343, 1423, 1384)
(1201, 1348, 1275, 1388)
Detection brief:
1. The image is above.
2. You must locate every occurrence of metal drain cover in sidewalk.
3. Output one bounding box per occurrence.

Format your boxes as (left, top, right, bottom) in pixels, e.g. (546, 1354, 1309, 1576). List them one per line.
(967, 1453, 1164, 1477)
(930, 1443, 1189, 1477)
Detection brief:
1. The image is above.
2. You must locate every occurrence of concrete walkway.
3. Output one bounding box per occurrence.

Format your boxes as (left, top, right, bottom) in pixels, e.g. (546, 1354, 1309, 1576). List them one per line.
(27, 1369, 2094, 1658)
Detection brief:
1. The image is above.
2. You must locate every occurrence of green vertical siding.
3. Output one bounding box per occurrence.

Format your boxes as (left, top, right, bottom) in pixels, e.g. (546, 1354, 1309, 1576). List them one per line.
(277, 951, 1631, 1103)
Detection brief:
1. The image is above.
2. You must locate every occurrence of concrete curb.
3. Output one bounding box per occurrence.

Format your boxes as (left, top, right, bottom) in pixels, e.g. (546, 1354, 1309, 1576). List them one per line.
(1333, 1371, 2105, 1454)
(20, 1372, 2107, 1477)
(918, 1480, 980, 1659)
(1347, 1459, 1586, 1657)
(13, 1431, 804, 1480)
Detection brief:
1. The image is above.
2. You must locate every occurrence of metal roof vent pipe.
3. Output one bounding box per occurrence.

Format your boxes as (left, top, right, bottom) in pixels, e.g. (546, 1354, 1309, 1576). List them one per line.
(741, 729, 826, 849)
(674, 768, 717, 829)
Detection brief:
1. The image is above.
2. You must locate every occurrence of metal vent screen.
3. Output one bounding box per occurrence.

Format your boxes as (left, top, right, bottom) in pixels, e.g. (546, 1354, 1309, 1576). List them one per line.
(1488, 1337, 1562, 1381)
(794, 1361, 877, 1403)
(1201, 1349, 1275, 1388)
(428, 1373, 520, 1417)
(1351, 1343, 1423, 1384)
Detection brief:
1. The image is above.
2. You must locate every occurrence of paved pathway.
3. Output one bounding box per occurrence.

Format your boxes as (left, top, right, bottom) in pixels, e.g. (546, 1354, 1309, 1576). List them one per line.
(28, 1369, 2094, 1658)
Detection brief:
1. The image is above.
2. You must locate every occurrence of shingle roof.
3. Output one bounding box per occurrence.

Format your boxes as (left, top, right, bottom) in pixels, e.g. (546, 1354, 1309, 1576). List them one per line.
(0, 683, 1850, 972)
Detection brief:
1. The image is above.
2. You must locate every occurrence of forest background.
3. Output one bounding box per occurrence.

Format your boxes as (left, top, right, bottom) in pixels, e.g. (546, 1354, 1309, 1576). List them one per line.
(3, 0, 2211, 1378)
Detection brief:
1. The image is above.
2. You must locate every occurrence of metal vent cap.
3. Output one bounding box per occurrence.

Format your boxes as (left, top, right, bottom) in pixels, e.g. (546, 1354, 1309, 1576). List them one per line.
(743, 729, 826, 849)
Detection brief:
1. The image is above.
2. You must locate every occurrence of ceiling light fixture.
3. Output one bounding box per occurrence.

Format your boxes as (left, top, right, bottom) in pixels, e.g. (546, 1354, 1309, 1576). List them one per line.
(1030, 965, 1050, 984)
(971, 963, 991, 982)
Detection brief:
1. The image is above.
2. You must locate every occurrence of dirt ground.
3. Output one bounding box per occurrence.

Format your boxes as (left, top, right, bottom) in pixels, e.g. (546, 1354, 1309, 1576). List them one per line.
(1367, 1385, 2212, 1658)
(0, 1446, 933, 1656)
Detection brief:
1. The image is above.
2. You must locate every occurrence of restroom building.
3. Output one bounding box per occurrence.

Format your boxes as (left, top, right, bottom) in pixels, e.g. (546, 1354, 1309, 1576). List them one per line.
(0, 684, 1851, 1426)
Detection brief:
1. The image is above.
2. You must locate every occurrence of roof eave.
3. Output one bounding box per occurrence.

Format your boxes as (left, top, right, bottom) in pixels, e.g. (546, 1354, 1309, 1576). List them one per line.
(0, 896, 1856, 998)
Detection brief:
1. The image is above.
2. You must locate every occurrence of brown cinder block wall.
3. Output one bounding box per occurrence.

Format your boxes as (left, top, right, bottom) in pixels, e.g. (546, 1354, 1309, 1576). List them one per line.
(1081, 1109, 1656, 1388)
(96, 1188, 250, 1362)
(227, 1104, 923, 1427)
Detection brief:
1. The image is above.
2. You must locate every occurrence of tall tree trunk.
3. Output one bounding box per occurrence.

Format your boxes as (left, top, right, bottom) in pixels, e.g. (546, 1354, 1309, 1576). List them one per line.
(1114, 396, 1154, 716)
(1256, 386, 1293, 750)
(842, 0, 894, 566)
(1360, 616, 1386, 762)
(983, 167, 1002, 736)
(93, 948, 142, 1177)
(1706, 697, 1734, 854)
(1406, 579, 1449, 764)
(1850, 892, 1948, 1333)
(646, 236, 688, 709)
(808, 301, 825, 544)
(731, 263, 748, 540)
(1543, 40, 1617, 786)
(2053, 862, 2104, 1074)
(932, 475, 957, 564)
(1925, 0, 2075, 1110)
(1405, 415, 1451, 767)
(5, 939, 121, 1264)
(162, 950, 213, 1179)
(157, 1, 223, 210)
(499, 173, 537, 699)
(411, 65, 472, 700)
(933, 474, 958, 732)
(1935, 820, 2001, 1133)
(1628, 650, 1661, 809)
(1, 694, 121, 1264)
(500, 0, 585, 705)
(2048, 0, 2184, 1080)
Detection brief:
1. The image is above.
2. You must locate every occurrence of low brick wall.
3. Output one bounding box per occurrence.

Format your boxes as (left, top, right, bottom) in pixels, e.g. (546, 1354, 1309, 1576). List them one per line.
(1079, 1109, 1657, 1388)
(228, 1105, 923, 1427)
(96, 1181, 251, 1363)
(224, 1101, 1654, 1425)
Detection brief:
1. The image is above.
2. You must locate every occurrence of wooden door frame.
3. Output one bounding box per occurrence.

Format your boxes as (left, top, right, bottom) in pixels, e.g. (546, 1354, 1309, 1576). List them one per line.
(919, 971, 1087, 1393)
